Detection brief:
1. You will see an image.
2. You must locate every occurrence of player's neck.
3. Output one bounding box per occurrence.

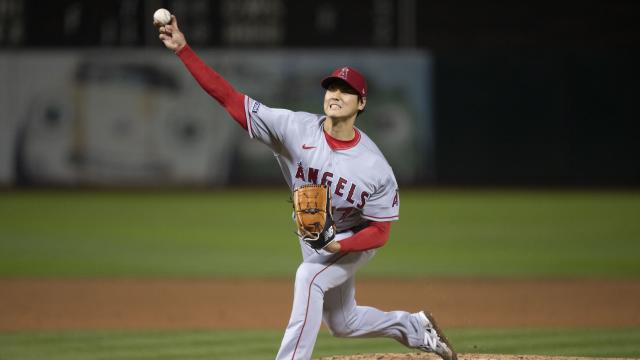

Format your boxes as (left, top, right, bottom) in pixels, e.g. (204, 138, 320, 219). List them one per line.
(324, 116, 356, 141)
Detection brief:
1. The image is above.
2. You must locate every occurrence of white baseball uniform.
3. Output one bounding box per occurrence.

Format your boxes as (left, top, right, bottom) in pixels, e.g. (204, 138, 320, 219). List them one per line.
(244, 97, 427, 360)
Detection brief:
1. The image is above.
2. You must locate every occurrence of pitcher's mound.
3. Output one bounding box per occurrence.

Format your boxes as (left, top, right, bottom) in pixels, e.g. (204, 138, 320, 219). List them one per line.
(316, 354, 630, 360)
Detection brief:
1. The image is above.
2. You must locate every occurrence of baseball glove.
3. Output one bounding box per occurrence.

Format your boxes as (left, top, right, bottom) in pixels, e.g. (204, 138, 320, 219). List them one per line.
(293, 184, 336, 250)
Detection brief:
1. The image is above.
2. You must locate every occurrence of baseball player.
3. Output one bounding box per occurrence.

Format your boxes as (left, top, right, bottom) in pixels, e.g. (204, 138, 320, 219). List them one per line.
(156, 15, 457, 360)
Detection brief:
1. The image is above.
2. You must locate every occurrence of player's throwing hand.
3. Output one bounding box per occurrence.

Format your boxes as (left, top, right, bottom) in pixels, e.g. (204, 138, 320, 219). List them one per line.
(155, 15, 186, 53)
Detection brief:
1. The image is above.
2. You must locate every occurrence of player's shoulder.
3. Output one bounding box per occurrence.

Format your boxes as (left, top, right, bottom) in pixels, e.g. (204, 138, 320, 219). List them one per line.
(247, 97, 322, 125)
(247, 97, 313, 117)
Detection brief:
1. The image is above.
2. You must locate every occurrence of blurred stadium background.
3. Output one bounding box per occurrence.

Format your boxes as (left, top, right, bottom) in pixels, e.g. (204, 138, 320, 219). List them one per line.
(1, 0, 638, 187)
(1, 1, 640, 359)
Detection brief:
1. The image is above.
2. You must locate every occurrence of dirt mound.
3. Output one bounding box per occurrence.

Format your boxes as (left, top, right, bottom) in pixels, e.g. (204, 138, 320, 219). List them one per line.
(315, 353, 632, 360)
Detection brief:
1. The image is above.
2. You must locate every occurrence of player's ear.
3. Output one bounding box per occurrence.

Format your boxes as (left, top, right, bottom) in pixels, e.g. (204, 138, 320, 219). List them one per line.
(358, 97, 367, 111)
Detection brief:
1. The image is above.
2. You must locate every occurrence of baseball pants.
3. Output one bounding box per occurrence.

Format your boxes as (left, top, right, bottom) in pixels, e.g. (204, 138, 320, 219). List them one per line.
(275, 233, 426, 360)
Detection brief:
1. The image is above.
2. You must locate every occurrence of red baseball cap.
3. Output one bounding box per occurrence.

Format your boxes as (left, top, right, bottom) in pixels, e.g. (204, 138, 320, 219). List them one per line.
(321, 66, 368, 98)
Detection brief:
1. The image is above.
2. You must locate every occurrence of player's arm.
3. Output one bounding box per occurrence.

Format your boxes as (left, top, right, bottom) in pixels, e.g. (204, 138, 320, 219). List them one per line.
(157, 15, 247, 130)
(325, 221, 391, 253)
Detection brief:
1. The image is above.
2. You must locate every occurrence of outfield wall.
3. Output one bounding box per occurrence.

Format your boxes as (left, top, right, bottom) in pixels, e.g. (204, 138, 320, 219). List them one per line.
(1, 49, 638, 187)
(0, 50, 432, 186)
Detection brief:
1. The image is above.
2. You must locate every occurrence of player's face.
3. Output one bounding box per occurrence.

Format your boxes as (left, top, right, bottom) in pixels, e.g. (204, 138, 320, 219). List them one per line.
(323, 81, 366, 120)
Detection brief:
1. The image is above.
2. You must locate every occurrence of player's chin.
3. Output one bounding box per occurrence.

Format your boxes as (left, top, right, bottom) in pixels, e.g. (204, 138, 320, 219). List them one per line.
(324, 108, 347, 118)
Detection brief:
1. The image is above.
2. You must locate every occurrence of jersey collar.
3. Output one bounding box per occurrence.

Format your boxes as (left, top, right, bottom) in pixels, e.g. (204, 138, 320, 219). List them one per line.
(323, 127, 361, 151)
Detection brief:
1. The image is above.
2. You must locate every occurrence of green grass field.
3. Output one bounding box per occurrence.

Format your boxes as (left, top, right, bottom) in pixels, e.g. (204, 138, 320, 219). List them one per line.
(1, 190, 639, 278)
(1, 189, 639, 359)
(1, 328, 639, 359)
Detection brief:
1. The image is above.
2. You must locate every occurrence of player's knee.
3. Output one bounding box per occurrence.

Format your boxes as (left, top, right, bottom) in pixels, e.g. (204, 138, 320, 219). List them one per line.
(325, 320, 353, 338)
(323, 313, 354, 338)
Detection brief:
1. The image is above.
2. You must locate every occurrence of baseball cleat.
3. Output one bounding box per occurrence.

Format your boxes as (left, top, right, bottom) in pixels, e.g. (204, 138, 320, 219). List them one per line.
(416, 311, 457, 360)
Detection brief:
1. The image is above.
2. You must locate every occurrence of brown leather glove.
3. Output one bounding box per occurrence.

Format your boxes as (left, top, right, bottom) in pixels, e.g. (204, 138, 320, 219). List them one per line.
(292, 184, 336, 250)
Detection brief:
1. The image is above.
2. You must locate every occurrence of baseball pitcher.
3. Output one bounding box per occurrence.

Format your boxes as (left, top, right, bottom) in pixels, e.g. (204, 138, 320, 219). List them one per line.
(156, 14, 457, 360)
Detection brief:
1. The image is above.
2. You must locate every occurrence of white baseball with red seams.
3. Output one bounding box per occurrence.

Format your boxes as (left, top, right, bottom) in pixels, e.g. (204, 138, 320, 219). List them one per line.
(153, 8, 171, 25)
(242, 97, 430, 359)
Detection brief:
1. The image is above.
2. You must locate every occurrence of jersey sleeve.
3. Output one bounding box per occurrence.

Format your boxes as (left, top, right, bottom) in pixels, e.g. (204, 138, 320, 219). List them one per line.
(361, 171, 400, 222)
(244, 96, 301, 152)
(176, 44, 247, 130)
(338, 221, 391, 252)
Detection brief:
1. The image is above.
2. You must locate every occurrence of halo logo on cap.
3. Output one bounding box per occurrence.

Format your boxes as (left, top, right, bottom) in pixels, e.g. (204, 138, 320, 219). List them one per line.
(338, 67, 349, 80)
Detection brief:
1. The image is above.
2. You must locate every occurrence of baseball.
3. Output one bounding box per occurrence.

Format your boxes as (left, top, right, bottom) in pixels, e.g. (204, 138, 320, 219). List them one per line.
(153, 8, 171, 26)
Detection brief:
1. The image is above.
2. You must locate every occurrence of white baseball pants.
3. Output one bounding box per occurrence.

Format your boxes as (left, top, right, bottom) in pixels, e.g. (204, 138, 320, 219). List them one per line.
(275, 233, 426, 360)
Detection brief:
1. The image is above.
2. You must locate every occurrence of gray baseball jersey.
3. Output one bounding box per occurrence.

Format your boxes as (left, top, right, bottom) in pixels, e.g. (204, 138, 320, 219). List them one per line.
(240, 97, 430, 360)
(245, 97, 400, 232)
(174, 45, 438, 360)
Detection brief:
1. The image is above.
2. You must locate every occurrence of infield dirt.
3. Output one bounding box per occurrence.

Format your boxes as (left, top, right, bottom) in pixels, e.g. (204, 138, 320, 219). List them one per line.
(2, 278, 639, 330)
(2, 279, 639, 360)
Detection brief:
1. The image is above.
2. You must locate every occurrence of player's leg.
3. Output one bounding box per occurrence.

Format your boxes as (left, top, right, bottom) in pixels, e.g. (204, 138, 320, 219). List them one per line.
(322, 277, 457, 360)
(322, 276, 425, 347)
(275, 247, 373, 360)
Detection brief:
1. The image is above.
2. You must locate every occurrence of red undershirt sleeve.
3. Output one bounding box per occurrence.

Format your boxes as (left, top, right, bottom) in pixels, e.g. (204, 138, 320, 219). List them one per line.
(338, 221, 391, 252)
(176, 44, 248, 130)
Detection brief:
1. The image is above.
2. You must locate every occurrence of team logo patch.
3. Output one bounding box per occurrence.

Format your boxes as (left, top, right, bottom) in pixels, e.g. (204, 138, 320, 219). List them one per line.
(338, 67, 349, 79)
(251, 102, 261, 113)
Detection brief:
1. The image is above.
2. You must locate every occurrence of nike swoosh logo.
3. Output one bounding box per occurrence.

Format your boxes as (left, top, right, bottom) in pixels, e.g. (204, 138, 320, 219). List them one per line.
(302, 144, 317, 150)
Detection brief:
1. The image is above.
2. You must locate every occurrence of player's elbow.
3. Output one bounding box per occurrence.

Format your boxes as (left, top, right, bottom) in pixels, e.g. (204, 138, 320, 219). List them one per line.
(370, 221, 391, 248)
